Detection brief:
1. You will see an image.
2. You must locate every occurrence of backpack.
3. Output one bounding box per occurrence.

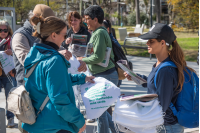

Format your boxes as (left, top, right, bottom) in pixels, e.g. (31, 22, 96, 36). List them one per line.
(154, 61, 199, 128)
(7, 62, 49, 125)
(111, 40, 133, 70)
(110, 39, 133, 80)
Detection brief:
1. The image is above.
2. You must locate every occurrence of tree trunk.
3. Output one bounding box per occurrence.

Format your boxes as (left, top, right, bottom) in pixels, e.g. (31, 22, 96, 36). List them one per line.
(156, 0, 161, 23)
(171, 4, 174, 23)
(135, 0, 140, 24)
(92, 0, 96, 5)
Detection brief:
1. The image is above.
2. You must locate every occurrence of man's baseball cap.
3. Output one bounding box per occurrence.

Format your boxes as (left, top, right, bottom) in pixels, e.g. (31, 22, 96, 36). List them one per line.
(138, 23, 176, 45)
(33, 4, 55, 18)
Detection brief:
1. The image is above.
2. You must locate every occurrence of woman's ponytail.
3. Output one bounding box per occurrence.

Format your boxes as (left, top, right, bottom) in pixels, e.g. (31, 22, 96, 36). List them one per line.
(30, 15, 44, 39)
(169, 40, 195, 91)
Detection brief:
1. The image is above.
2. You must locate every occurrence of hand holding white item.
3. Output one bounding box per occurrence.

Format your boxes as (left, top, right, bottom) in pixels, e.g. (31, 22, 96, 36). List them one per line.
(65, 37, 72, 44)
(85, 76, 95, 83)
(124, 72, 132, 81)
(59, 50, 72, 61)
(78, 60, 87, 72)
(5, 49, 12, 55)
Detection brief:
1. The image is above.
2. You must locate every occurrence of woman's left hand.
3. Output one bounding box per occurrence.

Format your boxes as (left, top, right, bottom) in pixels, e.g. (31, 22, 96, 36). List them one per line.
(85, 76, 95, 83)
(5, 49, 12, 55)
(78, 60, 87, 72)
(59, 50, 72, 61)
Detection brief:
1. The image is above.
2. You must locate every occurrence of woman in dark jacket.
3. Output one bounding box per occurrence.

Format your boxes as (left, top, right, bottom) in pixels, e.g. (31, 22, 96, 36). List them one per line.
(124, 23, 196, 133)
(0, 20, 17, 128)
(62, 11, 91, 49)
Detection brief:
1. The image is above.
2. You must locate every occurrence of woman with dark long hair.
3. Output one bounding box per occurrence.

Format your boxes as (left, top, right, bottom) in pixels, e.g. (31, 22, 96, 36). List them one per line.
(125, 23, 195, 133)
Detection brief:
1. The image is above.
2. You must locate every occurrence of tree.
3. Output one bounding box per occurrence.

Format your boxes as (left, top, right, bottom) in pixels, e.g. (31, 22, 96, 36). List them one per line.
(155, 0, 161, 23)
(143, 0, 149, 14)
(168, 2, 174, 23)
(0, 0, 13, 7)
(135, 0, 140, 24)
(167, 0, 199, 30)
(126, 0, 135, 12)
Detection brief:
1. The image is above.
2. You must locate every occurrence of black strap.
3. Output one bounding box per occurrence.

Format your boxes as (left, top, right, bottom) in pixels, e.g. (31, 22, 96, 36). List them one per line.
(110, 57, 120, 69)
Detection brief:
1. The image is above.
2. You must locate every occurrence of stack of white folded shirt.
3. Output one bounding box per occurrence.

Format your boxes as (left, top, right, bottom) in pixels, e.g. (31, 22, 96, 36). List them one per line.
(112, 98, 164, 133)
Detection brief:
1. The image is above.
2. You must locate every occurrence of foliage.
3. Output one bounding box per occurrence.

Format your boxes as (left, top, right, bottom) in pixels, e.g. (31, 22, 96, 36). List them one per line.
(103, 9, 110, 20)
(152, 14, 156, 21)
(127, 12, 136, 25)
(127, 12, 149, 26)
(140, 12, 149, 26)
(0, 0, 63, 22)
(123, 16, 128, 26)
(167, 0, 199, 30)
(111, 11, 121, 23)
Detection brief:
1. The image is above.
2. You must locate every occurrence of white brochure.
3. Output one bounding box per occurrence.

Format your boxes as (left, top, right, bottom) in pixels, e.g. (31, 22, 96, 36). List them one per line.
(68, 55, 80, 74)
(117, 62, 147, 85)
(0, 51, 14, 74)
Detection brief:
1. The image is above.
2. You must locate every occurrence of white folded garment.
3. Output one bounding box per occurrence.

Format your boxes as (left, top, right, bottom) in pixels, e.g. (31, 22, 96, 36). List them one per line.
(112, 98, 164, 133)
(80, 77, 121, 119)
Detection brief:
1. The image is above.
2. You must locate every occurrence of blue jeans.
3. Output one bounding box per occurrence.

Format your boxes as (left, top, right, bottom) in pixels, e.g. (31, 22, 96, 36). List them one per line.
(93, 70, 119, 133)
(158, 123, 184, 133)
(0, 76, 17, 119)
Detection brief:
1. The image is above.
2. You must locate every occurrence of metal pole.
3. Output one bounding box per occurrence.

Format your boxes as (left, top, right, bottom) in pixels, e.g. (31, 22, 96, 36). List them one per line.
(47, 0, 49, 6)
(92, 0, 96, 5)
(150, 0, 153, 27)
(80, 0, 83, 16)
(120, 6, 122, 27)
(150, 0, 152, 59)
(117, 0, 120, 26)
(66, 0, 68, 13)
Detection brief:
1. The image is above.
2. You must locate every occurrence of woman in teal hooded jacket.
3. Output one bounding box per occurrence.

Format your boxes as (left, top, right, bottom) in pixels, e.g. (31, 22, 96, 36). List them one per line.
(22, 16, 95, 133)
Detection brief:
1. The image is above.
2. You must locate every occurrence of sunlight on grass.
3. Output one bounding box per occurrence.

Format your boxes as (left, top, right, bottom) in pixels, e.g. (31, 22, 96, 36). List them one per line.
(112, 26, 199, 61)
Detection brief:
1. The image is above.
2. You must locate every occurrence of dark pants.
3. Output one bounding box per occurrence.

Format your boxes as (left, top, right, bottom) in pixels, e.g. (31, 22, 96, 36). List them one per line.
(57, 130, 71, 133)
(0, 76, 17, 119)
(93, 70, 119, 133)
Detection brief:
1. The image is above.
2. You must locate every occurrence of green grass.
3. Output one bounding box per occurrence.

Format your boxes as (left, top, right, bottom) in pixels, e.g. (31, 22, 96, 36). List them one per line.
(112, 26, 199, 61)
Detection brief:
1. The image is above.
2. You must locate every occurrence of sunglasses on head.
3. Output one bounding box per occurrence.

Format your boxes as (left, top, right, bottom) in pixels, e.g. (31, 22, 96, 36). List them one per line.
(0, 29, 8, 33)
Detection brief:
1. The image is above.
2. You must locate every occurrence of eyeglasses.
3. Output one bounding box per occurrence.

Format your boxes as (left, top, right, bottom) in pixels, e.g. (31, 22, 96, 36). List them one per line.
(0, 29, 8, 33)
(85, 17, 92, 22)
(59, 33, 68, 39)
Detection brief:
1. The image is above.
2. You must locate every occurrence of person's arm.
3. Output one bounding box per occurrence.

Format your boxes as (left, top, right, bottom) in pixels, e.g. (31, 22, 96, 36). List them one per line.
(68, 73, 86, 86)
(124, 72, 147, 87)
(156, 67, 177, 112)
(11, 33, 30, 66)
(82, 31, 107, 64)
(46, 56, 85, 130)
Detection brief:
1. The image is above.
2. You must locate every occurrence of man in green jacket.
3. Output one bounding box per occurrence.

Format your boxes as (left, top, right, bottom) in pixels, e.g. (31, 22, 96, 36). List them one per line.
(78, 5, 119, 133)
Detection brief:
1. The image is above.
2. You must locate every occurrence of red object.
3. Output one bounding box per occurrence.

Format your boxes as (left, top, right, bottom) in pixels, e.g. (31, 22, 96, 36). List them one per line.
(0, 36, 11, 49)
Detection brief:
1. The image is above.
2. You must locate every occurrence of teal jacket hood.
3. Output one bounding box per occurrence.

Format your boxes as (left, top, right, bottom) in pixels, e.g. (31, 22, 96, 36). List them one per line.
(24, 43, 70, 70)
